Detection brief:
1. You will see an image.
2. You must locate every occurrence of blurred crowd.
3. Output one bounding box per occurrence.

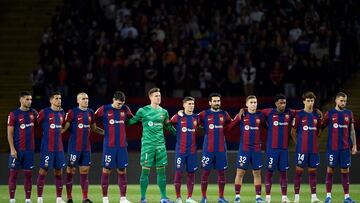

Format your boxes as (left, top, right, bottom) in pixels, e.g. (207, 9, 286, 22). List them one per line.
(31, 0, 360, 104)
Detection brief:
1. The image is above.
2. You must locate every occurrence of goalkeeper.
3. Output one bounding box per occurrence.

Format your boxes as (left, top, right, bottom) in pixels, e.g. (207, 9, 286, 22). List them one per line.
(128, 88, 176, 203)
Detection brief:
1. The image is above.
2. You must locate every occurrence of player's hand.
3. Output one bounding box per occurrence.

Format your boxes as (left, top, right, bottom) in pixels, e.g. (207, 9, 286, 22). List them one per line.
(178, 110, 184, 117)
(352, 145, 357, 155)
(10, 148, 17, 159)
(316, 109, 323, 120)
(238, 108, 245, 118)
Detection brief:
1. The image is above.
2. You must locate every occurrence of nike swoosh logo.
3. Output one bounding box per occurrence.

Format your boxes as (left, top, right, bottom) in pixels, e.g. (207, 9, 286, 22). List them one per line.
(49, 118, 54, 120)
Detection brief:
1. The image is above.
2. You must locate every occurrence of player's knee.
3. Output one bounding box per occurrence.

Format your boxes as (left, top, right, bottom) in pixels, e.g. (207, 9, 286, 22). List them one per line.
(327, 167, 335, 173)
(236, 169, 246, 176)
(79, 166, 90, 174)
(308, 168, 317, 173)
(54, 169, 62, 176)
(340, 168, 349, 173)
(102, 168, 111, 174)
(39, 168, 47, 175)
(117, 168, 126, 174)
(252, 169, 261, 176)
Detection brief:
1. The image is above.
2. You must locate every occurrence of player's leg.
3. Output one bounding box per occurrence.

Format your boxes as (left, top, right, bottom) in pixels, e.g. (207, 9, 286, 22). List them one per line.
(155, 146, 172, 202)
(215, 152, 228, 203)
(293, 152, 307, 203)
(234, 151, 249, 203)
(23, 151, 35, 203)
(79, 151, 92, 203)
(278, 150, 290, 203)
(37, 152, 53, 203)
(117, 148, 132, 203)
(308, 153, 320, 203)
(265, 150, 279, 202)
(101, 148, 115, 203)
(200, 152, 214, 203)
(8, 152, 21, 202)
(340, 150, 354, 202)
(325, 150, 338, 203)
(139, 148, 154, 203)
(54, 151, 66, 203)
(65, 151, 80, 203)
(174, 153, 186, 202)
(185, 153, 198, 203)
(252, 151, 265, 203)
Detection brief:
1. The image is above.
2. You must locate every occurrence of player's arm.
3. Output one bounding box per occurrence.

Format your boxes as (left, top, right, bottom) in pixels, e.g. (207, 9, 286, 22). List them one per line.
(91, 123, 104, 135)
(7, 112, 17, 159)
(291, 114, 299, 144)
(350, 123, 357, 155)
(226, 113, 240, 130)
(61, 110, 72, 134)
(127, 108, 142, 125)
(164, 111, 176, 135)
(61, 122, 70, 134)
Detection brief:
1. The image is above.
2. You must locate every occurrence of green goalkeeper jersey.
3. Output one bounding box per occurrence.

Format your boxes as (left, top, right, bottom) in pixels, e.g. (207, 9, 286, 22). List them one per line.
(129, 105, 175, 147)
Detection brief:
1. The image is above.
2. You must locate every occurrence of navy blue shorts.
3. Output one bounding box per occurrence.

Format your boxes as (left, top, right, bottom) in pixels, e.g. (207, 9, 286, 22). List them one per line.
(39, 151, 65, 170)
(102, 147, 128, 169)
(266, 149, 289, 171)
(8, 150, 34, 170)
(201, 151, 228, 170)
(236, 150, 263, 170)
(67, 151, 91, 167)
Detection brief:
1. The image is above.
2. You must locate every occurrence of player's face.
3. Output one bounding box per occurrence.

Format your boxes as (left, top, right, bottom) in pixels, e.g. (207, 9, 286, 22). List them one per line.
(112, 98, 124, 109)
(209, 96, 221, 110)
(78, 93, 89, 108)
(275, 99, 286, 112)
(20, 95, 32, 109)
(50, 95, 61, 108)
(183, 100, 195, 114)
(246, 98, 257, 112)
(303, 98, 314, 109)
(335, 96, 347, 110)
(150, 92, 161, 105)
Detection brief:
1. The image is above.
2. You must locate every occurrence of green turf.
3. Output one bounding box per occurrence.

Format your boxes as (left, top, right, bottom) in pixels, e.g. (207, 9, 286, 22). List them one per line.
(2, 184, 359, 202)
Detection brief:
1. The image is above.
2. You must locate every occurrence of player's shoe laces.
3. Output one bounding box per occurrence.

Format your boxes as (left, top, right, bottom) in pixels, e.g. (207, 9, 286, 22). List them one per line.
(281, 197, 291, 203)
(325, 197, 332, 203)
(67, 199, 73, 203)
(265, 195, 271, 203)
(200, 197, 207, 203)
(234, 196, 241, 203)
(344, 197, 356, 203)
(120, 197, 133, 203)
(311, 197, 323, 203)
(56, 197, 66, 203)
(140, 198, 147, 203)
(82, 199, 94, 203)
(175, 198, 183, 203)
(218, 197, 229, 203)
(160, 198, 174, 203)
(255, 197, 266, 203)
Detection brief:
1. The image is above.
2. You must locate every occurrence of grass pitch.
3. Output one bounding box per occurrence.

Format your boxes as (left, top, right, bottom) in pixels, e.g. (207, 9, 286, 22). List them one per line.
(1, 184, 359, 202)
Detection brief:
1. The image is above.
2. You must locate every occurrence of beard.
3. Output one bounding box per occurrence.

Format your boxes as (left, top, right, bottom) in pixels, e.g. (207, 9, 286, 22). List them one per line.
(337, 104, 345, 110)
(212, 104, 220, 110)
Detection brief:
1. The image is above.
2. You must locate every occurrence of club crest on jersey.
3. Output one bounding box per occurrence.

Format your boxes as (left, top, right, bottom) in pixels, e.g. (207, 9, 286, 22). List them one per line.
(193, 120, 197, 126)
(88, 117, 92, 122)
(313, 119, 317, 124)
(256, 119, 260, 124)
(285, 114, 289, 119)
(121, 112, 125, 117)
(220, 116, 224, 122)
(30, 115, 34, 119)
(60, 117, 63, 122)
(160, 115, 164, 119)
(345, 116, 349, 122)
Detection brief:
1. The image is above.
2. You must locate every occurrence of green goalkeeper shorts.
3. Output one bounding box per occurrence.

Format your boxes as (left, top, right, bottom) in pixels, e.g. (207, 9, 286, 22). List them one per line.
(140, 145, 168, 167)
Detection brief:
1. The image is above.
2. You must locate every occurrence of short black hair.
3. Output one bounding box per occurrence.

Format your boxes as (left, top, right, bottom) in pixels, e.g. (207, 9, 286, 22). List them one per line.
(208, 93, 221, 101)
(335, 92, 347, 98)
(113, 91, 125, 101)
(19, 91, 31, 98)
(302, 91, 316, 100)
(183, 96, 195, 103)
(49, 91, 61, 99)
(274, 93, 286, 102)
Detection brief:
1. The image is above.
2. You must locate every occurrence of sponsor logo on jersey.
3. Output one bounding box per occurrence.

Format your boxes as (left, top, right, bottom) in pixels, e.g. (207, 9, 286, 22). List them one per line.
(302, 125, 317, 131)
(244, 125, 259, 130)
(208, 124, 223, 129)
(50, 124, 62, 129)
(109, 119, 124, 125)
(273, 121, 288, 126)
(20, 123, 34, 129)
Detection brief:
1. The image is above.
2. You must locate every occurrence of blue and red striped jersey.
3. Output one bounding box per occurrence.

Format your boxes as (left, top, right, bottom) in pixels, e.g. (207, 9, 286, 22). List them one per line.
(66, 107, 94, 152)
(324, 108, 354, 151)
(171, 113, 199, 154)
(37, 107, 65, 152)
(292, 110, 322, 153)
(231, 111, 265, 152)
(8, 108, 38, 151)
(199, 109, 232, 152)
(95, 104, 133, 148)
(262, 108, 294, 150)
